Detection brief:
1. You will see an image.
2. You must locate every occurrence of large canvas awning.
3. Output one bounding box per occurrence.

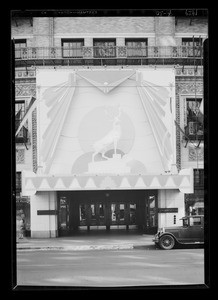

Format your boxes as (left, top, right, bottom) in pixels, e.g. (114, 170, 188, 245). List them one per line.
(21, 168, 193, 196)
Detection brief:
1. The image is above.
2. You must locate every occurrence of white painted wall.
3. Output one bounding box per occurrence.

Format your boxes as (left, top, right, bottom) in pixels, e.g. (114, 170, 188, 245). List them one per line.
(30, 191, 57, 238)
(158, 189, 185, 228)
(36, 68, 176, 176)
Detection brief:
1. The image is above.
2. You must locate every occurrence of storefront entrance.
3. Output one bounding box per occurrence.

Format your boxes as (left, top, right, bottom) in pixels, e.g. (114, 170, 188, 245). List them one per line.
(58, 190, 158, 235)
(78, 201, 136, 229)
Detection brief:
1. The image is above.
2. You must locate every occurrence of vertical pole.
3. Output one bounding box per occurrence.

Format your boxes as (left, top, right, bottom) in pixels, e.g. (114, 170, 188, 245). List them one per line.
(170, 82, 178, 174)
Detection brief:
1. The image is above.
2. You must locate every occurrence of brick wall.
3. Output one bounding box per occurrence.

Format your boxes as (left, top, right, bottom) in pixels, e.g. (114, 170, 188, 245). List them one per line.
(54, 17, 155, 35)
(11, 18, 33, 36)
(33, 18, 50, 47)
(11, 16, 208, 48)
(175, 17, 208, 34)
(155, 17, 176, 46)
(155, 17, 175, 35)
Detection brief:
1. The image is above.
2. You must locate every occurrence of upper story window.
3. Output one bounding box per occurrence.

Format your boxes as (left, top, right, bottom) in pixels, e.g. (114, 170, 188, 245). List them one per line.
(194, 169, 204, 187)
(61, 39, 84, 58)
(15, 100, 29, 143)
(182, 38, 203, 57)
(125, 39, 148, 57)
(93, 39, 116, 58)
(15, 100, 26, 128)
(14, 39, 27, 59)
(16, 172, 22, 194)
(185, 98, 203, 139)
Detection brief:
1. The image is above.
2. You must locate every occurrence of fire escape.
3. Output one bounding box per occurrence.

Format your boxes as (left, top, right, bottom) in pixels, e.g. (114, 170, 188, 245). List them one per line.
(15, 96, 36, 149)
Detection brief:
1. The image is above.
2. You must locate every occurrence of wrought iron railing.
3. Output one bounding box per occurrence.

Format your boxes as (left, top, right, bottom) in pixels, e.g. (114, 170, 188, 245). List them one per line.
(14, 45, 203, 60)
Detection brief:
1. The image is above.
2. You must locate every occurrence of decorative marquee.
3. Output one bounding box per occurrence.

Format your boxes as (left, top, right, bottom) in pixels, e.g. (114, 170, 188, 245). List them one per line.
(22, 168, 193, 196)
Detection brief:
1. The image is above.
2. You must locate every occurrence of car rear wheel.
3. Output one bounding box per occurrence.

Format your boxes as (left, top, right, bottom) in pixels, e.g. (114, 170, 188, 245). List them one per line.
(159, 234, 175, 250)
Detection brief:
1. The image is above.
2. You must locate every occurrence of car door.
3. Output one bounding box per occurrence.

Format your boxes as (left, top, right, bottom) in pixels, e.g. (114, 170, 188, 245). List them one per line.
(178, 216, 204, 243)
(191, 216, 204, 242)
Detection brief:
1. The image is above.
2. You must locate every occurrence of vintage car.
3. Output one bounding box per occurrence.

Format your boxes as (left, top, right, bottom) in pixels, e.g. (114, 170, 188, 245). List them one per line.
(153, 215, 204, 250)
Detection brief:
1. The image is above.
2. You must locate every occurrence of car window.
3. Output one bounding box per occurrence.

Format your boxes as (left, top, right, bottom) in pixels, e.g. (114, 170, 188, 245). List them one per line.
(190, 217, 201, 226)
(183, 218, 189, 227)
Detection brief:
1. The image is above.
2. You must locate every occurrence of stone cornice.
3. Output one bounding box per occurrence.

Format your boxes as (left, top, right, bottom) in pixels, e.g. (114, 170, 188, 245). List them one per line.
(175, 67, 203, 77)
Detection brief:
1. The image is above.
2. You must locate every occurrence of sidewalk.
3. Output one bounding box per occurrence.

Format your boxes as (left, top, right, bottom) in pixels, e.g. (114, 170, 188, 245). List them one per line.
(16, 232, 155, 251)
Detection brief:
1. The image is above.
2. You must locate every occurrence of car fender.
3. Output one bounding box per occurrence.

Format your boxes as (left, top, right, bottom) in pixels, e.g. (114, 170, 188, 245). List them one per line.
(159, 232, 180, 245)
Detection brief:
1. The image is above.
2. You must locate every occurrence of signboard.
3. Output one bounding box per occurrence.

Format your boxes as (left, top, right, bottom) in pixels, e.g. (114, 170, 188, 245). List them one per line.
(37, 210, 58, 215)
(158, 208, 178, 213)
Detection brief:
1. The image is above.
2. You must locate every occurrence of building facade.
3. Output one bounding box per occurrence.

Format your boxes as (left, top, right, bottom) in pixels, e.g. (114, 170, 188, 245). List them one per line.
(12, 14, 207, 238)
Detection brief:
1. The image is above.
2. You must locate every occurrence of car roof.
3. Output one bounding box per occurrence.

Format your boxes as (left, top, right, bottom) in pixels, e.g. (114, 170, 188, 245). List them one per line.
(180, 215, 204, 220)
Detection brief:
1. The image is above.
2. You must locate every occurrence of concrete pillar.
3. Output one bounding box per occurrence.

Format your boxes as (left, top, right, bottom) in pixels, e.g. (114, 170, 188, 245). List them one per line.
(84, 38, 93, 47)
(30, 191, 58, 238)
(116, 37, 125, 46)
(155, 17, 176, 49)
(49, 17, 54, 47)
(158, 189, 185, 228)
(33, 18, 50, 47)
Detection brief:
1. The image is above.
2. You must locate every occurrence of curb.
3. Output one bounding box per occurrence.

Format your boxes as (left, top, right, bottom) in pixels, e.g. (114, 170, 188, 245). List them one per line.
(17, 244, 156, 251)
(17, 244, 134, 251)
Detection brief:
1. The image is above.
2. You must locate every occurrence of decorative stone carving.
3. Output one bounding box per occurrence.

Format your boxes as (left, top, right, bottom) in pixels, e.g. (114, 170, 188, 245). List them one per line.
(15, 70, 36, 78)
(15, 84, 36, 97)
(16, 149, 25, 164)
(175, 81, 203, 95)
(32, 108, 38, 173)
(117, 46, 127, 58)
(175, 68, 203, 77)
(189, 146, 204, 161)
(82, 47, 93, 58)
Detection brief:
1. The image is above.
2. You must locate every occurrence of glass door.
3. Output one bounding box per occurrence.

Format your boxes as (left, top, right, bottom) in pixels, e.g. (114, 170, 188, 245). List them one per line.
(90, 204, 97, 226)
(58, 196, 70, 235)
(148, 195, 156, 227)
(129, 203, 136, 225)
(146, 191, 158, 233)
(79, 202, 106, 227)
(110, 203, 126, 225)
(98, 203, 105, 225)
(79, 204, 87, 226)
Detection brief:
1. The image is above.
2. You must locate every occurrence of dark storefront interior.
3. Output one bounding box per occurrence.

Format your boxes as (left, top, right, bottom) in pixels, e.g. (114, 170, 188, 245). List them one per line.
(58, 190, 158, 235)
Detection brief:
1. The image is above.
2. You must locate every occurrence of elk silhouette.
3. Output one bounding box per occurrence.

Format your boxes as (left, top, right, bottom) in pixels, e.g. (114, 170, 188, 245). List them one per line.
(92, 106, 122, 162)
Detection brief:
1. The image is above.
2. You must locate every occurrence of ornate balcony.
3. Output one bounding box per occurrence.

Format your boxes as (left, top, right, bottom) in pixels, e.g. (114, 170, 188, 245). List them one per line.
(14, 45, 203, 67)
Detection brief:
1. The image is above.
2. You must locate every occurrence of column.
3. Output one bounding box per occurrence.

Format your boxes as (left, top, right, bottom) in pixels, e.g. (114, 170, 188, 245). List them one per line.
(158, 189, 185, 228)
(30, 191, 58, 238)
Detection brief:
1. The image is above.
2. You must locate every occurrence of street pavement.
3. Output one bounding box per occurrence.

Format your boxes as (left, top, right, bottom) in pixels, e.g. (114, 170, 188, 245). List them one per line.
(16, 248, 205, 287)
(15, 231, 206, 287)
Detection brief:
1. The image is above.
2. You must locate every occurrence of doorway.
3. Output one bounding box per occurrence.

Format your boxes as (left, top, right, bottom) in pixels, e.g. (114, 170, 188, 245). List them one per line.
(58, 190, 158, 235)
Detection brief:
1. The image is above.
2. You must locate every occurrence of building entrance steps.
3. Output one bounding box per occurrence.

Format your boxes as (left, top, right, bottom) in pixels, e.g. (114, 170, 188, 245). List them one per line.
(16, 231, 155, 251)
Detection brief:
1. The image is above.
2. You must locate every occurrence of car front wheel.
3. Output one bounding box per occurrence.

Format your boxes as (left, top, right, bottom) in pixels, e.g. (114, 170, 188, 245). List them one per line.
(159, 234, 175, 250)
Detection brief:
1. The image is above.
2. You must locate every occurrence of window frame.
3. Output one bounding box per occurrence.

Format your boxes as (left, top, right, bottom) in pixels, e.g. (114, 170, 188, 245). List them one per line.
(15, 100, 26, 132)
(14, 39, 27, 59)
(181, 38, 203, 57)
(194, 169, 204, 187)
(185, 97, 204, 138)
(61, 39, 84, 58)
(125, 38, 148, 57)
(16, 172, 22, 194)
(93, 38, 116, 58)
